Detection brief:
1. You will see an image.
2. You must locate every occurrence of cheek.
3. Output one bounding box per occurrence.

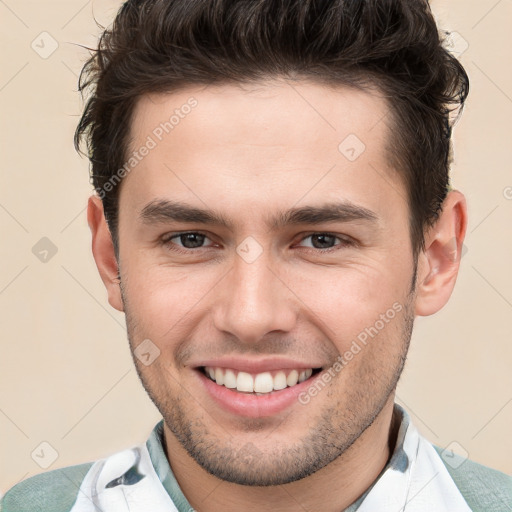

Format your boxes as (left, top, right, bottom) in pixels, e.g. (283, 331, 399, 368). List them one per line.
(328, 301, 411, 396)
(123, 262, 220, 339)
(122, 243, 413, 349)
(285, 262, 410, 342)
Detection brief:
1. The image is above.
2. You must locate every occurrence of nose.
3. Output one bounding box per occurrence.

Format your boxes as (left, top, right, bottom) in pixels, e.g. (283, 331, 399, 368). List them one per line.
(211, 249, 298, 345)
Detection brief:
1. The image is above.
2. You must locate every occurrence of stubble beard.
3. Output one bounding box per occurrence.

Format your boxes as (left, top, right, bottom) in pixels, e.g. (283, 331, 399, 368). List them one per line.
(121, 280, 416, 486)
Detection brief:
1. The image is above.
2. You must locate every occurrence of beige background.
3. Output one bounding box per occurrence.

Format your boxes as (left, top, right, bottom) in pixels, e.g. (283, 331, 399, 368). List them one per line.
(1, 0, 511, 495)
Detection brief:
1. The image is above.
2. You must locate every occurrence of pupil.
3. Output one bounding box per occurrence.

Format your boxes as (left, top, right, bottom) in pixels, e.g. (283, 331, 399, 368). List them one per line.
(312, 234, 335, 249)
(181, 233, 204, 248)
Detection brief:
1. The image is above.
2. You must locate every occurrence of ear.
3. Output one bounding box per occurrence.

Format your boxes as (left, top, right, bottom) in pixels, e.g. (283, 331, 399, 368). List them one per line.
(414, 190, 468, 316)
(87, 195, 124, 312)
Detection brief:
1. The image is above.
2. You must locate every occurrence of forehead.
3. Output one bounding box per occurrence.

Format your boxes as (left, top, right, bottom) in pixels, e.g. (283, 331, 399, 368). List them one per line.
(129, 79, 390, 158)
(122, 79, 404, 224)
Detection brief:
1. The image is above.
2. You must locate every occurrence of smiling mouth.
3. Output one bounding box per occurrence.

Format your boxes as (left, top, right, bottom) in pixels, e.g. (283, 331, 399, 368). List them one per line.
(201, 366, 322, 395)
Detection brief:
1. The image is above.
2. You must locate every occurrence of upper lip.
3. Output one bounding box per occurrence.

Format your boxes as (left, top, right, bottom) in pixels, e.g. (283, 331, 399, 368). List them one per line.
(192, 357, 324, 374)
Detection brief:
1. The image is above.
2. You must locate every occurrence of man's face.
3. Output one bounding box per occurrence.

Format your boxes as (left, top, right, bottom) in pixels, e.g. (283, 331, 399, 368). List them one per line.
(116, 80, 417, 485)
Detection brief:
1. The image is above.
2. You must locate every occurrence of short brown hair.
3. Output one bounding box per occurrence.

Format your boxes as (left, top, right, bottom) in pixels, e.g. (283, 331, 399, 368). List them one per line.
(75, 0, 469, 259)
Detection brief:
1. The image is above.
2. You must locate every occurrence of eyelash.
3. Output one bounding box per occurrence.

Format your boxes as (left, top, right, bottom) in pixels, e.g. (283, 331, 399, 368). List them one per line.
(160, 231, 356, 254)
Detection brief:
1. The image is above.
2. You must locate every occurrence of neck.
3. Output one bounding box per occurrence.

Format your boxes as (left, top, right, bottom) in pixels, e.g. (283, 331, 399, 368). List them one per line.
(164, 396, 398, 512)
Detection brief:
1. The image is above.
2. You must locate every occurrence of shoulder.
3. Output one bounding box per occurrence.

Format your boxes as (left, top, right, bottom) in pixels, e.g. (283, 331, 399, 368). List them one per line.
(0, 462, 93, 512)
(433, 445, 512, 511)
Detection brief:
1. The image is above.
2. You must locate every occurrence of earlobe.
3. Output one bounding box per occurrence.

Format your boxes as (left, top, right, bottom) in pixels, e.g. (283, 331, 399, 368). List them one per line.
(414, 190, 468, 317)
(87, 195, 124, 312)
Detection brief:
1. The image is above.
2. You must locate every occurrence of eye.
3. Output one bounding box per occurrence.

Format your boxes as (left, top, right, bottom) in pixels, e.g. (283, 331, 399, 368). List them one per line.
(161, 232, 216, 252)
(159, 231, 355, 255)
(296, 233, 354, 251)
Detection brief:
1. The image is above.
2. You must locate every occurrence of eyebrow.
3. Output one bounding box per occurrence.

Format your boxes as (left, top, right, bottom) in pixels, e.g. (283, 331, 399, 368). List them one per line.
(139, 199, 378, 230)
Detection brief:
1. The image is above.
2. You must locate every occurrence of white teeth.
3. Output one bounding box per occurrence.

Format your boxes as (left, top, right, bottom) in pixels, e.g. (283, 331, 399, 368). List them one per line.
(254, 372, 274, 393)
(205, 366, 316, 393)
(214, 367, 224, 385)
(286, 370, 299, 387)
(223, 369, 237, 388)
(286, 370, 299, 386)
(273, 371, 287, 390)
(236, 372, 254, 392)
(298, 369, 313, 382)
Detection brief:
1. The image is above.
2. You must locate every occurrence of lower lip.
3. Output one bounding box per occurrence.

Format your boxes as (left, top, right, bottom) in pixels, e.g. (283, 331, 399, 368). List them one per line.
(196, 369, 319, 418)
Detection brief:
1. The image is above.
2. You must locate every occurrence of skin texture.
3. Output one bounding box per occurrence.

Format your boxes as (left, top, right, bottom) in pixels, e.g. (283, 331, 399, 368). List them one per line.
(88, 79, 467, 512)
